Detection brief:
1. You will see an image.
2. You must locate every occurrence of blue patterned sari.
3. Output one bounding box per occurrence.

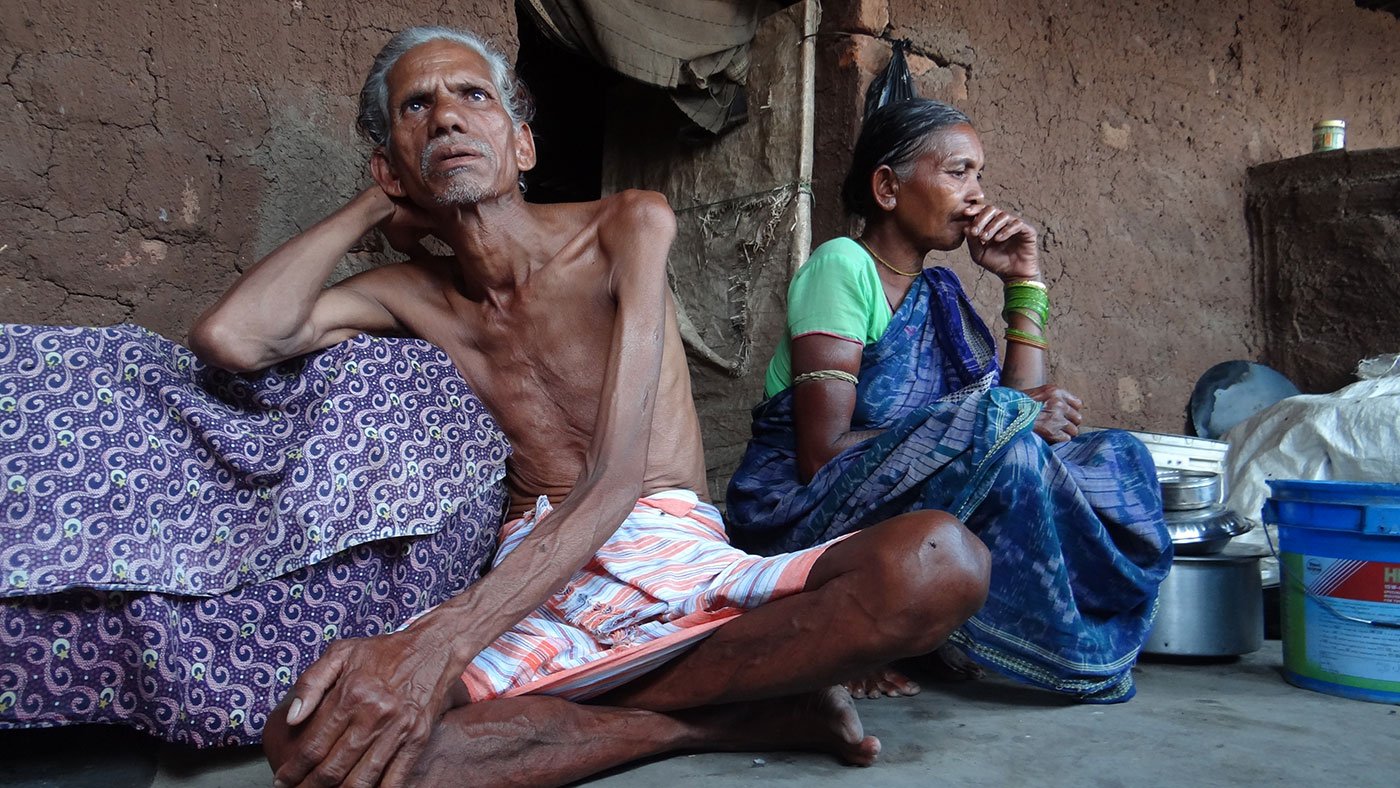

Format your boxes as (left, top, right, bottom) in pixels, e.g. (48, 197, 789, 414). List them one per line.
(726, 268, 1171, 702)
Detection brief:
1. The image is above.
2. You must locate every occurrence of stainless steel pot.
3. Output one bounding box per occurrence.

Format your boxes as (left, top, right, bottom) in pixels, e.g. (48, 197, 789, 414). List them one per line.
(1143, 542, 1267, 657)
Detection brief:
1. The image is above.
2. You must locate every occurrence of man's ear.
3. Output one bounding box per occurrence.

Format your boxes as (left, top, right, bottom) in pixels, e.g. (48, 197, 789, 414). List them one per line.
(513, 122, 538, 173)
(370, 147, 407, 198)
(871, 165, 900, 212)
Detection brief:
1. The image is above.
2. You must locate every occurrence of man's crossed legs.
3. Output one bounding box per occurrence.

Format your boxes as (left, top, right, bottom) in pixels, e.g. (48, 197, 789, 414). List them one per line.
(264, 511, 990, 787)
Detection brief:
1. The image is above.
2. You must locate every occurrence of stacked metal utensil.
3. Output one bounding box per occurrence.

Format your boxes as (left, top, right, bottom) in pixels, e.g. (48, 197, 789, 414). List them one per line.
(1146, 469, 1266, 656)
(1158, 470, 1252, 554)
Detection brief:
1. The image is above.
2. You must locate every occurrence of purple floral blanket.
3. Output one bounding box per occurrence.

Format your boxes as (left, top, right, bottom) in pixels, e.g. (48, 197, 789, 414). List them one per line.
(0, 324, 509, 746)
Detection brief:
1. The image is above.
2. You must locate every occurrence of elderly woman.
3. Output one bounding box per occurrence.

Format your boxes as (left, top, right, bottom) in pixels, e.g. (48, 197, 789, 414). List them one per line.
(726, 99, 1171, 703)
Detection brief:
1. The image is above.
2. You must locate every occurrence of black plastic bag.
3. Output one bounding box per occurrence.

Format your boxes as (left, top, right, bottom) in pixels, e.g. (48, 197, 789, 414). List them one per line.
(863, 39, 917, 121)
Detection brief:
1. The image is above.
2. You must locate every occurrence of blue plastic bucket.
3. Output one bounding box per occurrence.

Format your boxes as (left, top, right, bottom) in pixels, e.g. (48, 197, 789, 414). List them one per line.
(1263, 480, 1400, 704)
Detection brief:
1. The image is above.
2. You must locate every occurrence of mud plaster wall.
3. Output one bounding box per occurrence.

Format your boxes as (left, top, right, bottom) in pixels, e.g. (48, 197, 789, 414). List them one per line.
(815, 0, 1400, 431)
(1247, 148, 1400, 394)
(0, 0, 515, 340)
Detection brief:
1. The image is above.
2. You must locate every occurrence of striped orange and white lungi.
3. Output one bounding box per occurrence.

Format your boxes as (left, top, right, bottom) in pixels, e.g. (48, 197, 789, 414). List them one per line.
(459, 489, 832, 702)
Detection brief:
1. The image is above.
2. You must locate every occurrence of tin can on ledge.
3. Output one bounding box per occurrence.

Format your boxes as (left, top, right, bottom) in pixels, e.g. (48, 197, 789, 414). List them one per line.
(1313, 120, 1346, 152)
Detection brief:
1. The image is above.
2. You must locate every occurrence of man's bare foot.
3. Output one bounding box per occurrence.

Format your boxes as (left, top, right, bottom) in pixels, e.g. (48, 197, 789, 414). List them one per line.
(782, 686, 883, 766)
(921, 642, 985, 681)
(844, 665, 922, 699)
(704, 686, 882, 766)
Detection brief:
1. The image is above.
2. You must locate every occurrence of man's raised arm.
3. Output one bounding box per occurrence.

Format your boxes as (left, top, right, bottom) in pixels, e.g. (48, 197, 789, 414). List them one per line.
(187, 187, 410, 372)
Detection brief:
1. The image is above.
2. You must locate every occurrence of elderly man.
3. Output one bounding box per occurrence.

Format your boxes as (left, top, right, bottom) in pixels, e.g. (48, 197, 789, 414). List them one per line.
(198, 26, 990, 787)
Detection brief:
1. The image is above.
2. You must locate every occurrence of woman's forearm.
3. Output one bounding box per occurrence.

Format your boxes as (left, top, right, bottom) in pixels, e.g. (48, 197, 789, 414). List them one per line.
(998, 277, 1049, 390)
(999, 308, 1047, 389)
(798, 427, 884, 483)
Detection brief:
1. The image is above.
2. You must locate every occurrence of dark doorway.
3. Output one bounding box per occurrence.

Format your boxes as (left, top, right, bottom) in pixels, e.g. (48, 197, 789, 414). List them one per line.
(515, 3, 617, 203)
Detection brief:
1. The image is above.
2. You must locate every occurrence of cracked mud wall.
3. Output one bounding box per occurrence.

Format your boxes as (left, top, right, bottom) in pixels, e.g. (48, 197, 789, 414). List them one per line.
(0, 0, 515, 340)
(6, 0, 1397, 491)
(816, 0, 1400, 431)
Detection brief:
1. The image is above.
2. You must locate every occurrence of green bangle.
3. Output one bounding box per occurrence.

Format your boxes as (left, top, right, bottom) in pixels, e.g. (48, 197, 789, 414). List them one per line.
(1004, 282, 1050, 302)
(1005, 327, 1049, 350)
(1003, 307, 1045, 329)
(1002, 284, 1050, 327)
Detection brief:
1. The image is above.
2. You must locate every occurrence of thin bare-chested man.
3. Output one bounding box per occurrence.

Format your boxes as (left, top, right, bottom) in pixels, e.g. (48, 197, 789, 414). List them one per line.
(190, 26, 991, 788)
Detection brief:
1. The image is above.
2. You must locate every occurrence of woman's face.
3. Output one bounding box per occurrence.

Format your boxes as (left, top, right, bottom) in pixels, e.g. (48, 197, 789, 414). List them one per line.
(888, 124, 986, 252)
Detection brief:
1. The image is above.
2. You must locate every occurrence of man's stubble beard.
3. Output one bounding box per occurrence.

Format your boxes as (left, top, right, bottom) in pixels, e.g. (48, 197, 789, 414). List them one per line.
(420, 135, 499, 207)
(435, 176, 494, 206)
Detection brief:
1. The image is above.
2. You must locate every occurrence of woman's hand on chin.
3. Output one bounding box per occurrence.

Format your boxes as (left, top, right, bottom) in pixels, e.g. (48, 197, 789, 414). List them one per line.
(963, 204, 1041, 282)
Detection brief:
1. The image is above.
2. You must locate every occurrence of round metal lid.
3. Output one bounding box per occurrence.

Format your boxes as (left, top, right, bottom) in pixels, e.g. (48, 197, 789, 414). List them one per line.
(1158, 469, 1223, 511)
(1164, 505, 1253, 546)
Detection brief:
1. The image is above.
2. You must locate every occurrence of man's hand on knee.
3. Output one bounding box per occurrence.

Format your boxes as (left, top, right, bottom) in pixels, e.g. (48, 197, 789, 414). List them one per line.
(271, 631, 457, 788)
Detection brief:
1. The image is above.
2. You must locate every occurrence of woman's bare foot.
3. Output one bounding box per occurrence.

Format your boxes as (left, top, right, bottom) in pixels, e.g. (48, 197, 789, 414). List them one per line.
(843, 665, 921, 699)
(842, 644, 982, 698)
(921, 641, 985, 681)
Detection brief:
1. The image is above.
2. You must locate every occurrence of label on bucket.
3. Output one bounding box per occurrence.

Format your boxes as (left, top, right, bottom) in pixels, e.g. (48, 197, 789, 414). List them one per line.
(1301, 556, 1400, 682)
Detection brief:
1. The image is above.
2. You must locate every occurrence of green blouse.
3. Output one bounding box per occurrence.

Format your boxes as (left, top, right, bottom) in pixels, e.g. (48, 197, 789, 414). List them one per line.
(763, 237, 893, 398)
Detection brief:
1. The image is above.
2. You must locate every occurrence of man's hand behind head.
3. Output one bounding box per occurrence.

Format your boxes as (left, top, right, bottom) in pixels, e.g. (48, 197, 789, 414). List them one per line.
(369, 183, 438, 258)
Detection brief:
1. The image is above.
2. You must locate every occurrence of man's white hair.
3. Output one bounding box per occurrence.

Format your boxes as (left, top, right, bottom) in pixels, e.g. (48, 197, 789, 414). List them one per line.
(356, 26, 533, 147)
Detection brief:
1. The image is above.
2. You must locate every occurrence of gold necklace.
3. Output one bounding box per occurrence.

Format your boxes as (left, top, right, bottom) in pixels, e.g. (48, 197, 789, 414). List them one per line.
(856, 238, 921, 277)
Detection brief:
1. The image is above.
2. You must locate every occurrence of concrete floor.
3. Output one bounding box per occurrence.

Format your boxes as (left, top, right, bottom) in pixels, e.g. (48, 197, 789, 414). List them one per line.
(4, 641, 1396, 787)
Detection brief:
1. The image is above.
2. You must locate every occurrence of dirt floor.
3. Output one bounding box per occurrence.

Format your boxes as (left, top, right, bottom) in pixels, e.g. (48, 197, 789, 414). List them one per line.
(5, 640, 1395, 788)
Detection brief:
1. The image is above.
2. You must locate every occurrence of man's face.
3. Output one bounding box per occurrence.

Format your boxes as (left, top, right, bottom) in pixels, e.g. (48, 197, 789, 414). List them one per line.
(380, 40, 533, 207)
